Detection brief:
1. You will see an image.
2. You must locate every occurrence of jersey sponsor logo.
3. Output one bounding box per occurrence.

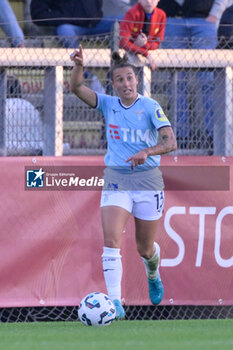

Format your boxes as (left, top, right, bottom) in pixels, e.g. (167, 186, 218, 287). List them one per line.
(155, 108, 168, 122)
(121, 128, 150, 143)
(109, 124, 120, 139)
(109, 125, 151, 143)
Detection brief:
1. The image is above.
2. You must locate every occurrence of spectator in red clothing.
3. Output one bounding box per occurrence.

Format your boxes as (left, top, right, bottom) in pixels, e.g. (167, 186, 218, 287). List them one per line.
(120, 0, 166, 70)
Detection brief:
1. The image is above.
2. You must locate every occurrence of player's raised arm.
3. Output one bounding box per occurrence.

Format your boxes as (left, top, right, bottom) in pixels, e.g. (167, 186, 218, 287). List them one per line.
(70, 45, 97, 108)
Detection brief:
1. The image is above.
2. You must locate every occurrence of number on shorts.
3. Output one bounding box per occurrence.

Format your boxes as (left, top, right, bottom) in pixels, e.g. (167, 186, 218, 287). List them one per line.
(154, 191, 164, 211)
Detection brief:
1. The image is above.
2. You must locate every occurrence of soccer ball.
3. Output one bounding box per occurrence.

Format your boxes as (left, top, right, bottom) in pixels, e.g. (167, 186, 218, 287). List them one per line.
(78, 292, 116, 326)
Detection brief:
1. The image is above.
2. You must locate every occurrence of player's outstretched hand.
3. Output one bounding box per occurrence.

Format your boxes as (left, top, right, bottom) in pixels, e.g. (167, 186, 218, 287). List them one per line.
(126, 150, 148, 170)
(70, 45, 84, 66)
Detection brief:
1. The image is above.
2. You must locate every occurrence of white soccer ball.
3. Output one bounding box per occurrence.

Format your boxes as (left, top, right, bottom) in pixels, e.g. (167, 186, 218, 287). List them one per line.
(78, 292, 116, 326)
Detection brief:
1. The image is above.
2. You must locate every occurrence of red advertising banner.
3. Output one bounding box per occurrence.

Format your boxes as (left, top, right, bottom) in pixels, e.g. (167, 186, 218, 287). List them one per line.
(0, 156, 232, 307)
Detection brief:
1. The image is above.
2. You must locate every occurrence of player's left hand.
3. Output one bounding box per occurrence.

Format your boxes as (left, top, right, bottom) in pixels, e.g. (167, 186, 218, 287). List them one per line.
(126, 150, 148, 170)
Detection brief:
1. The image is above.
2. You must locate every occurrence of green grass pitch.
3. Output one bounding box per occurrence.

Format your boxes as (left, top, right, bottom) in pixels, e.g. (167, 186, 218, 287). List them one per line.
(1, 319, 232, 350)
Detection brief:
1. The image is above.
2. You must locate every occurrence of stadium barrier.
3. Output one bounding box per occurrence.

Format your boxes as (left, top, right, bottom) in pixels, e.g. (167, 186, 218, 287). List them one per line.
(0, 43, 233, 157)
(0, 155, 232, 321)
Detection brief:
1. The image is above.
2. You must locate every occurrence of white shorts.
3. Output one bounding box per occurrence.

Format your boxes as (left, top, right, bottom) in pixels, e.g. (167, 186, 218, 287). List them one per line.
(100, 190, 164, 221)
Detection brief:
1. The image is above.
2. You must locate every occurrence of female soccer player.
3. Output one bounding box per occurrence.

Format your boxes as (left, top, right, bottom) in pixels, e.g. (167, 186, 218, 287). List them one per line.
(70, 46, 177, 319)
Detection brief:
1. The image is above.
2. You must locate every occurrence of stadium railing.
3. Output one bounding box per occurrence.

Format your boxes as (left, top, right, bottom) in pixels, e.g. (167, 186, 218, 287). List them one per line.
(0, 42, 233, 157)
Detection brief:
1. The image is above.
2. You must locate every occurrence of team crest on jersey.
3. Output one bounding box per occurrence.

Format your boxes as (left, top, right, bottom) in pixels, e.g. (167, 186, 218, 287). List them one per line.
(135, 110, 144, 120)
(155, 108, 168, 122)
(135, 110, 144, 115)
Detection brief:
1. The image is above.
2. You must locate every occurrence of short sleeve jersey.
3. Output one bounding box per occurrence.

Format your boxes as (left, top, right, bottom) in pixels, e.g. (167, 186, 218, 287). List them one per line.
(96, 93, 171, 172)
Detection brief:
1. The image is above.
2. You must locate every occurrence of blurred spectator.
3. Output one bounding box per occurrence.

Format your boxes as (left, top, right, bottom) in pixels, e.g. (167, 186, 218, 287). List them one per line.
(101, 0, 131, 32)
(30, 0, 136, 48)
(84, 71, 105, 94)
(157, 0, 229, 148)
(0, 0, 25, 47)
(158, 0, 228, 48)
(5, 75, 43, 154)
(218, 1, 233, 48)
(30, 0, 103, 48)
(120, 0, 166, 70)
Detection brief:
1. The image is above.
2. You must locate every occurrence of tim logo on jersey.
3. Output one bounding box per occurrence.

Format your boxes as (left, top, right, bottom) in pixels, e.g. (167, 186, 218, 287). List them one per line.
(109, 108, 168, 143)
(109, 123, 151, 143)
(109, 124, 120, 140)
(26, 168, 45, 188)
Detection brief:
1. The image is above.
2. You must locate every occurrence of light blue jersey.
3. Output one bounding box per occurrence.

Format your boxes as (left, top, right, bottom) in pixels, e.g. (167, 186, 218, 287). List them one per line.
(96, 93, 171, 172)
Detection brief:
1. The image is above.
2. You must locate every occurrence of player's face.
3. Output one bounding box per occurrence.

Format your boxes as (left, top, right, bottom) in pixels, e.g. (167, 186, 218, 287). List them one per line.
(139, 0, 159, 13)
(112, 67, 138, 106)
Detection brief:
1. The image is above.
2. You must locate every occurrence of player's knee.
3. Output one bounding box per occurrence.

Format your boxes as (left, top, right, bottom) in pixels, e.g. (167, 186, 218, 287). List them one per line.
(136, 242, 154, 259)
(104, 238, 121, 249)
